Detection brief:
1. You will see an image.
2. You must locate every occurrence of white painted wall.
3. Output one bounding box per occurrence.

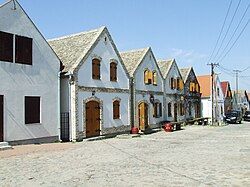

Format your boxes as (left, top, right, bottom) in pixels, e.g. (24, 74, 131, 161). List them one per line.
(78, 33, 129, 89)
(135, 51, 163, 92)
(78, 91, 130, 133)
(201, 98, 212, 119)
(0, 2, 60, 142)
(135, 93, 164, 126)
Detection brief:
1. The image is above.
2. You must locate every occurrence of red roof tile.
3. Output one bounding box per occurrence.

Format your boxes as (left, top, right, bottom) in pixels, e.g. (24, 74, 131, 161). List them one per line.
(197, 75, 211, 97)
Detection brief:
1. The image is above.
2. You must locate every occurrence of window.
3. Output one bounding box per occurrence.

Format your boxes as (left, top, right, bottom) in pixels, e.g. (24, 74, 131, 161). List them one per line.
(110, 62, 117, 81)
(153, 102, 162, 118)
(144, 69, 149, 84)
(15, 35, 32, 65)
(195, 83, 200, 93)
(227, 91, 231, 97)
(180, 79, 184, 90)
(0, 31, 13, 62)
(92, 58, 101, 80)
(190, 82, 195, 92)
(168, 103, 172, 117)
(113, 100, 120, 119)
(217, 88, 219, 96)
(25, 96, 40, 124)
(170, 77, 175, 89)
(176, 78, 180, 90)
(153, 71, 157, 85)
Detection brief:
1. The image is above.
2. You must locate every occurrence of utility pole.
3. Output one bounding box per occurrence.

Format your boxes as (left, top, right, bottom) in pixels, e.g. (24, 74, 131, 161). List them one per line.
(207, 63, 219, 124)
(233, 70, 241, 109)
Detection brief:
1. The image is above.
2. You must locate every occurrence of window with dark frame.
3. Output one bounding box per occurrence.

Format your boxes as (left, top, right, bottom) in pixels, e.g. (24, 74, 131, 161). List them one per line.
(113, 100, 120, 119)
(168, 102, 172, 117)
(0, 31, 13, 62)
(15, 35, 32, 65)
(25, 96, 40, 124)
(153, 102, 162, 118)
(110, 62, 117, 81)
(92, 58, 101, 80)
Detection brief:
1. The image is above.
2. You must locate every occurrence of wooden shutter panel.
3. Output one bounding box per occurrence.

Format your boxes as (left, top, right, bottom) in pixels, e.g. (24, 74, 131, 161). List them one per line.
(144, 70, 149, 84)
(153, 72, 157, 85)
(110, 63, 117, 81)
(92, 59, 101, 80)
(0, 31, 13, 62)
(113, 100, 120, 119)
(196, 83, 199, 92)
(174, 78, 177, 89)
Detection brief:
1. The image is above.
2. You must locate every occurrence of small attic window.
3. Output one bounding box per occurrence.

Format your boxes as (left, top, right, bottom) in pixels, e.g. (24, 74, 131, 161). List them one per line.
(104, 36, 107, 45)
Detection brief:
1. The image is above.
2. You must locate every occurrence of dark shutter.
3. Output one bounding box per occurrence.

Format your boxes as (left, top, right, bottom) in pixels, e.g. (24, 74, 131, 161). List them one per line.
(110, 62, 117, 81)
(25, 96, 40, 124)
(113, 100, 120, 119)
(92, 59, 101, 80)
(15, 35, 32, 65)
(0, 31, 13, 62)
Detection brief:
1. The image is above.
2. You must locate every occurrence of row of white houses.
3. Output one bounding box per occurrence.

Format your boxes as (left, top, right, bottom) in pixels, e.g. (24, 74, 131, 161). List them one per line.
(1, 0, 208, 144)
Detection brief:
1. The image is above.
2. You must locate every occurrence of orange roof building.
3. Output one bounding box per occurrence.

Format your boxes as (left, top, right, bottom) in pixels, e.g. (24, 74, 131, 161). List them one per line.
(196, 75, 211, 98)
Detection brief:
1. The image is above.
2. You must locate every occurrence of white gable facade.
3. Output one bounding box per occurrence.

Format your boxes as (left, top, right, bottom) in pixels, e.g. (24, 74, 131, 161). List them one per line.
(159, 60, 185, 122)
(0, 1, 60, 144)
(50, 27, 130, 141)
(134, 50, 164, 130)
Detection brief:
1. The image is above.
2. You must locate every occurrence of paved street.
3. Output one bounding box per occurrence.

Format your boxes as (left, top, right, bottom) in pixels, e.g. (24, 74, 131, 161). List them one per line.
(0, 122, 250, 187)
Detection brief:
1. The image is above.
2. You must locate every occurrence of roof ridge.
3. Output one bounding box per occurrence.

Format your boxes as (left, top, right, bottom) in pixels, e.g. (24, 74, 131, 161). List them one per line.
(157, 58, 175, 63)
(48, 26, 106, 42)
(0, 0, 13, 8)
(120, 47, 150, 54)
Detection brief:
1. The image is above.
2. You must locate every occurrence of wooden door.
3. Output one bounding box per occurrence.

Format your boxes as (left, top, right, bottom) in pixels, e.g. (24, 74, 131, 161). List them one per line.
(86, 101, 100, 138)
(0, 95, 3, 142)
(138, 102, 148, 131)
(174, 103, 177, 122)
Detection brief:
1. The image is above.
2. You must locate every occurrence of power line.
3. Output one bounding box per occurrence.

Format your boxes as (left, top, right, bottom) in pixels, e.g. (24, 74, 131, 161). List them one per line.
(211, 0, 242, 63)
(206, 0, 233, 64)
(216, 16, 250, 64)
(214, 1, 250, 64)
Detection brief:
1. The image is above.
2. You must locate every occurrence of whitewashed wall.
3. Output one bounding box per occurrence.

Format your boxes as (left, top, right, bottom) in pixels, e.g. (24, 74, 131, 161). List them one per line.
(78, 33, 129, 89)
(78, 92, 129, 132)
(0, 2, 60, 142)
(135, 51, 163, 92)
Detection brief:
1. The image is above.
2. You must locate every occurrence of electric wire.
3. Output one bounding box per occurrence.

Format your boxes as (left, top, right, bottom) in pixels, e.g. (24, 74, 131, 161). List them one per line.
(211, 0, 242, 63)
(216, 16, 250, 64)
(214, 1, 250, 64)
(206, 0, 233, 64)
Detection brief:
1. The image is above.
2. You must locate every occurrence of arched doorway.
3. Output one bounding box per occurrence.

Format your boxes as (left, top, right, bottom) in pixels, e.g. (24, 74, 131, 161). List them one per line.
(86, 100, 101, 138)
(138, 102, 148, 131)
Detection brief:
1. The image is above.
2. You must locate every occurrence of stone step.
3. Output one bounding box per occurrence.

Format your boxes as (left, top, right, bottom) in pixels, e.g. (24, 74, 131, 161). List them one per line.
(0, 142, 13, 151)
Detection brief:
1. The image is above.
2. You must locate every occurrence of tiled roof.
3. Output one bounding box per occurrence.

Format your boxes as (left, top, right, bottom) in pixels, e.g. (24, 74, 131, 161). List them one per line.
(48, 26, 105, 72)
(220, 81, 229, 97)
(157, 59, 175, 78)
(179, 67, 191, 83)
(120, 47, 149, 76)
(197, 75, 211, 97)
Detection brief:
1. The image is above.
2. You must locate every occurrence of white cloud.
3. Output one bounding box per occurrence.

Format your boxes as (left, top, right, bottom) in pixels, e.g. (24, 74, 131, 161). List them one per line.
(170, 48, 208, 65)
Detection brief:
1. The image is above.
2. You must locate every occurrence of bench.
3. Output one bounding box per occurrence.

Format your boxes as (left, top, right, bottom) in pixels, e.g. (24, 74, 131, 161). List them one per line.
(193, 117, 210, 125)
(161, 121, 184, 131)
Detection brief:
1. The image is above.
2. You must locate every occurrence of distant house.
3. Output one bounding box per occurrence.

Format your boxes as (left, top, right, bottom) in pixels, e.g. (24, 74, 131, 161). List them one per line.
(197, 75, 224, 123)
(220, 81, 232, 113)
(232, 90, 249, 113)
(157, 59, 185, 122)
(0, 0, 61, 144)
(179, 67, 201, 120)
(120, 47, 164, 131)
(49, 27, 130, 141)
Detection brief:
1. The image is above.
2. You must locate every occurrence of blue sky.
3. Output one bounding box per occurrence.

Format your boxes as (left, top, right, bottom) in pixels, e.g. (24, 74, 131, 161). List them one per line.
(2, 0, 250, 91)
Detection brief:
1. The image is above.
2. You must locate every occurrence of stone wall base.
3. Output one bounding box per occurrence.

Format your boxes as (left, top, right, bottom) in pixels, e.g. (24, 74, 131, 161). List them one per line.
(8, 136, 59, 146)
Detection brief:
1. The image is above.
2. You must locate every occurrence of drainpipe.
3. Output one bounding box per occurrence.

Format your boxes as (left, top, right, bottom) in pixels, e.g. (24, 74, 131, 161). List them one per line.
(68, 73, 74, 142)
(58, 71, 62, 142)
(130, 77, 135, 128)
